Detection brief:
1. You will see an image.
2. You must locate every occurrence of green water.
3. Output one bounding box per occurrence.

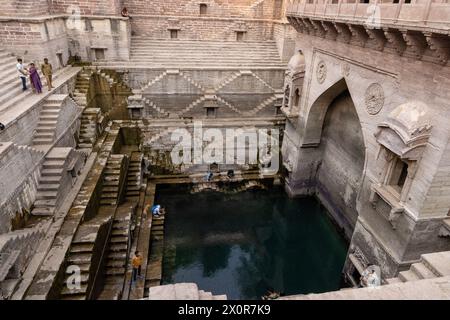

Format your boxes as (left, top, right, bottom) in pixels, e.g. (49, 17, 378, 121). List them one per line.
(157, 185, 348, 300)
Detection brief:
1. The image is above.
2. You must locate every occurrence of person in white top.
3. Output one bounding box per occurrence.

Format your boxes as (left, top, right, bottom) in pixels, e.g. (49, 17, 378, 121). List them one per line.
(16, 58, 28, 91)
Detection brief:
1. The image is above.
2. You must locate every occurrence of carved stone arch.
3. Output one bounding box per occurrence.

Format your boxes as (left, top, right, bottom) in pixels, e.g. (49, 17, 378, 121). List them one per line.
(301, 78, 363, 147)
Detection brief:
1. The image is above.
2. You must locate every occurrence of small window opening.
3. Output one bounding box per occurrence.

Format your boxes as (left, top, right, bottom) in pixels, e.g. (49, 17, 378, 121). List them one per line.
(388, 158, 408, 194)
(206, 107, 216, 118)
(200, 4, 207, 15)
(94, 48, 105, 60)
(236, 31, 245, 41)
(170, 29, 178, 39)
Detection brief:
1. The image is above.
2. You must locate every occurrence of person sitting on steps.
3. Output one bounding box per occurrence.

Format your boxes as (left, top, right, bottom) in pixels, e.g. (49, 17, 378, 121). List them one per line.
(151, 204, 165, 218)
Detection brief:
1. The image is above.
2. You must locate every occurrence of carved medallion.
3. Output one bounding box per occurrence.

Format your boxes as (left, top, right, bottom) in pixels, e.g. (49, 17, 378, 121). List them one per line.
(316, 61, 327, 84)
(341, 63, 350, 77)
(365, 83, 384, 115)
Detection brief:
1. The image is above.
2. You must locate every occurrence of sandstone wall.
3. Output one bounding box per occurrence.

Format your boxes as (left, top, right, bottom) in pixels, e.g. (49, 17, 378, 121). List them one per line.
(127, 68, 285, 118)
(283, 31, 450, 275)
(124, 0, 284, 20)
(0, 0, 49, 17)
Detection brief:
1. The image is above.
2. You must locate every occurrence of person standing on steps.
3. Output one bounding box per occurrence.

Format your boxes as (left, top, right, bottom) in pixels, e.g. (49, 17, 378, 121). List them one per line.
(28, 63, 43, 94)
(131, 251, 143, 283)
(41, 58, 53, 91)
(16, 58, 28, 91)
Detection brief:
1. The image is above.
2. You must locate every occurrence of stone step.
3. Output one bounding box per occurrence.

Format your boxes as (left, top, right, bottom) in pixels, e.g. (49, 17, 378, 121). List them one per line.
(106, 267, 125, 276)
(110, 243, 128, 252)
(108, 252, 127, 260)
(103, 187, 119, 193)
(111, 229, 128, 237)
(33, 199, 57, 207)
(422, 251, 450, 277)
(64, 263, 90, 273)
(65, 273, 89, 284)
(36, 126, 56, 133)
(31, 207, 55, 216)
(40, 175, 62, 183)
(34, 133, 54, 140)
(71, 243, 94, 254)
(384, 277, 402, 285)
(199, 290, 213, 300)
(106, 260, 125, 268)
(398, 270, 420, 282)
(410, 262, 437, 279)
(67, 253, 91, 264)
(60, 294, 86, 300)
(102, 192, 118, 199)
(100, 199, 117, 206)
(110, 236, 128, 244)
(61, 284, 87, 296)
(212, 294, 227, 300)
(33, 138, 53, 145)
(41, 168, 64, 176)
(43, 160, 65, 169)
(37, 183, 59, 191)
(36, 191, 58, 200)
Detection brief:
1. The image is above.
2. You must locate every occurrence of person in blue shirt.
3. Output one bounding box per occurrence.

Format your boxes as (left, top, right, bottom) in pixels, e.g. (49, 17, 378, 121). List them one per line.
(150, 204, 165, 218)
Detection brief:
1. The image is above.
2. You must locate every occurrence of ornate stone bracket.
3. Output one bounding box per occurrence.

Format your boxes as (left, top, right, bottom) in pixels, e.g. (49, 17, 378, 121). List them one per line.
(366, 28, 387, 51)
(348, 24, 369, 47)
(425, 33, 450, 65)
(321, 21, 338, 41)
(402, 30, 428, 60)
(333, 22, 351, 44)
(311, 19, 326, 38)
(384, 28, 407, 56)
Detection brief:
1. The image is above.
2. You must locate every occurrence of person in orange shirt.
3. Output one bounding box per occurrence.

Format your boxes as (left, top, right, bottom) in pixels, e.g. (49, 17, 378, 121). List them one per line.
(131, 251, 143, 283)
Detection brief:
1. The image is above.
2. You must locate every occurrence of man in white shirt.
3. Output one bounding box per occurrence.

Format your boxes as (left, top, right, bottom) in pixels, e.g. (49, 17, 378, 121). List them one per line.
(16, 58, 28, 91)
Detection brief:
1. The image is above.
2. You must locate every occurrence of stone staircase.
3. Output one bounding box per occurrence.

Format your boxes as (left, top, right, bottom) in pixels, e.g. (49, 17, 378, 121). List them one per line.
(385, 251, 450, 284)
(31, 148, 71, 216)
(32, 95, 65, 146)
(126, 152, 143, 199)
(72, 69, 100, 149)
(148, 283, 227, 300)
(100, 155, 127, 206)
(0, 222, 47, 283)
(144, 213, 166, 296)
(191, 182, 220, 194)
(99, 204, 134, 299)
(60, 240, 94, 300)
(246, 94, 282, 116)
(97, 38, 285, 69)
(79, 108, 102, 149)
(60, 210, 113, 300)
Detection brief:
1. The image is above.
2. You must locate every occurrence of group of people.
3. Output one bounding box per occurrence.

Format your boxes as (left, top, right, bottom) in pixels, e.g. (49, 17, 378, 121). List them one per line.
(130, 202, 166, 285)
(16, 58, 53, 94)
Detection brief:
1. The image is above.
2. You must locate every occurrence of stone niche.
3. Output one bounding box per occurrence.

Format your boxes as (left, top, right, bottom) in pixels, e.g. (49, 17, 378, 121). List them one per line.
(282, 50, 305, 118)
(127, 93, 144, 119)
(370, 101, 432, 228)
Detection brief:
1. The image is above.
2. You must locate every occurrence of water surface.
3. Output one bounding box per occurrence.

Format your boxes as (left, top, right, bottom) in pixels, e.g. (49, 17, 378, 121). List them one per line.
(157, 186, 348, 300)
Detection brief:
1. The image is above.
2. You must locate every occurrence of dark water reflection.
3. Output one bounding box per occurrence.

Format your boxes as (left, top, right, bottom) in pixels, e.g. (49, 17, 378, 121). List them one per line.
(157, 186, 348, 300)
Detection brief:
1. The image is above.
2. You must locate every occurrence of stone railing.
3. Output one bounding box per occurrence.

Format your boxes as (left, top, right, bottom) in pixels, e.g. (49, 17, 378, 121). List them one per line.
(286, 0, 450, 65)
(286, 0, 450, 31)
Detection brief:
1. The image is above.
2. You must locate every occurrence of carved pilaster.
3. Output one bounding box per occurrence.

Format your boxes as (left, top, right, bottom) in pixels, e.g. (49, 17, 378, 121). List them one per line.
(365, 28, 387, 51)
(383, 28, 406, 56)
(348, 24, 369, 47)
(424, 33, 450, 66)
(321, 21, 338, 41)
(333, 22, 351, 44)
(401, 30, 428, 60)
